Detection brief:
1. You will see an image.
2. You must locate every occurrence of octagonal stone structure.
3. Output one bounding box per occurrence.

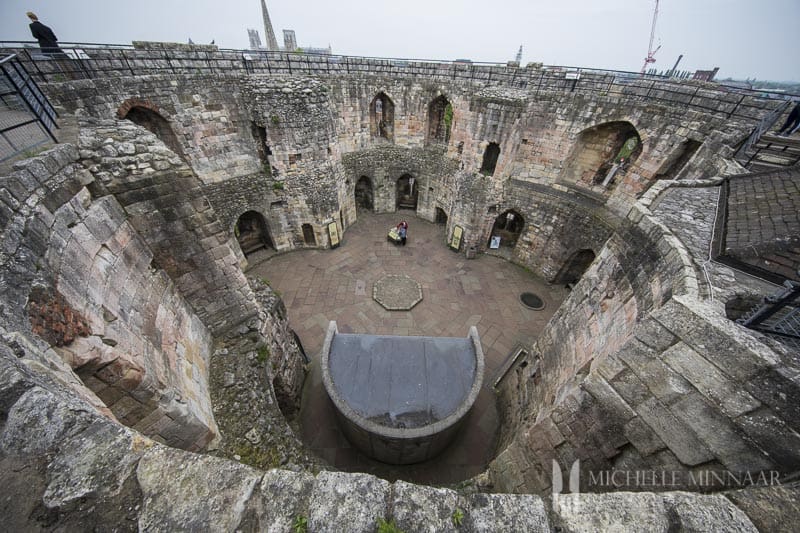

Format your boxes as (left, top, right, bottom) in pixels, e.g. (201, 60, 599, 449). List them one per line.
(373, 274, 423, 311)
(321, 321, 485, 464)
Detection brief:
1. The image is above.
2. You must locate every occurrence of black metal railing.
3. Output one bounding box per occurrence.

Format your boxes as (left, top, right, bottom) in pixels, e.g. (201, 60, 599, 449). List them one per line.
(0, 53, 59, 163)
(738, 281, 800, 351)
(1, 41, 795, 125)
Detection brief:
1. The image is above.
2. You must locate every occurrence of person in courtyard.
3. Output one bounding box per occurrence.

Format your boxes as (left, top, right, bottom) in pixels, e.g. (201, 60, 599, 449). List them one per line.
(26, 12, 65, 57)
(397, 220, 408, 246)
(775, 102, 800, 136)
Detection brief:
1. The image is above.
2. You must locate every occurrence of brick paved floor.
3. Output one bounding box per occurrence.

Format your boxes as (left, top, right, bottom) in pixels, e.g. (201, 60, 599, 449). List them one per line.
(249, 211, 568, 485)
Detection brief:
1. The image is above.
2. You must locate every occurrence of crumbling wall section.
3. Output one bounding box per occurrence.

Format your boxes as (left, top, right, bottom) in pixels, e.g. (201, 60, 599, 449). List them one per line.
(0, 144, 219, 450)
(78, 118, 258, 335)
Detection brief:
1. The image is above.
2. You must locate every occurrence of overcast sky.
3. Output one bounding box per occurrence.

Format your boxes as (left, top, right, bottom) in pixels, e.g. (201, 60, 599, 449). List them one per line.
(2, 0, 798, 81)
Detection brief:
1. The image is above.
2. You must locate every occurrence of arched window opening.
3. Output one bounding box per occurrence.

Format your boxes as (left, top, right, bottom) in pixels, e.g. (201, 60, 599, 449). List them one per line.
(396, 174, 418, 210)
(435, 207, 448, 225)
(302, 223, 317, 246)
(370, 92, 395, 141)
(123, 106, 186, 160)
(561, 121, 642, 190)
(427, 96, 453, 144)
(235, 211, 274, 256)
(480, 142, 501, 176)
(553, 249, 596, 287)
(354, 176, 374, 211)
(488, 210, 524, 249)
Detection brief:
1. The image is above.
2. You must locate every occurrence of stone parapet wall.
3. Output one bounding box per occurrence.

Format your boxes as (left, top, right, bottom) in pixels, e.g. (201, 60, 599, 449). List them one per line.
(6, 45, 781, 123)
(0, 348, 769, 531)
(0, 144, 219, 450)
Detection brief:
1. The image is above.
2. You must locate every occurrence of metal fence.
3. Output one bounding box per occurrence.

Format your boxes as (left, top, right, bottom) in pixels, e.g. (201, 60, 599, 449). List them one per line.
(0, 53, 59, 163)
(738, 281, 800, 352)
(0, 41, 794, 124)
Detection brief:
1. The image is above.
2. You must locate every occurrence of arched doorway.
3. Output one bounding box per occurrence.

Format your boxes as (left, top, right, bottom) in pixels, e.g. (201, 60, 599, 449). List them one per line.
(302, 223, 317, 246)
(396, 174, 418, 210)
(235, 211, 274, 256)
(435, 207, 448, 225)
(488, 210, 524, 249)
(354, 176, 373, 211)
(561, 121, 642, 189)
(480, 142, 501, 176)
(370, 92, 395, 141)
(122, 106, 186, 159)
(553, 249, 596, 286)
(427, 95, 453, 144)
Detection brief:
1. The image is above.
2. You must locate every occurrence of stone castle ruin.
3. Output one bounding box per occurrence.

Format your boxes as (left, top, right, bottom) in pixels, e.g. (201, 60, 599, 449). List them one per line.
(1, 36, 799, 531)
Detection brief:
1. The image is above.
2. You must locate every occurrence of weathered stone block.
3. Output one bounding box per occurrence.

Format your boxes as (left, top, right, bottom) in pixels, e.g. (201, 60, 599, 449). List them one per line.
(662, 342, 760, 418)
(392, 480, 462, 532)
(669, 394, 774, 472)
(466, 492, 549, 532)
(252, 469, 315, 533)
(308, 471, 390, 533)
(633, 397, 714, 466)
(137, 446, 261, 532)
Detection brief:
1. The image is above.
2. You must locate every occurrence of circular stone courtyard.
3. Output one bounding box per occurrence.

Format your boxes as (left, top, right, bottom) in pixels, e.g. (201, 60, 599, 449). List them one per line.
(248, 211, 568, 484)
(373, 274, 423, 310)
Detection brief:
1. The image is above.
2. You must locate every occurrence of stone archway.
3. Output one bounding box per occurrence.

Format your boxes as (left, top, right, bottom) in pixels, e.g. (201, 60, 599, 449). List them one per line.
(553, 249, 596, 286)
(235, 211, 274, 255)
(396, 174, 418, 210)
(488, 209, 524, 249)
(427, 95, 452, 144)
(561, 121, 642, 189)
(120, 103, 186, 159)
(354, 176, 374, 211)
(370, 92, 395, 141)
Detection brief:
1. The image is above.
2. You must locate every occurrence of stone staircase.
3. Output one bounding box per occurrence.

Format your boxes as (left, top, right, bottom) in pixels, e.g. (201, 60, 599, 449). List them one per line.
(741, 132, 800, 171)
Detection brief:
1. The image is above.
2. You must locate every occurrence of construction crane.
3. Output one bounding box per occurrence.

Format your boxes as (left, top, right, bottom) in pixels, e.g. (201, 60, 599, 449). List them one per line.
(640, 0, 661, 74)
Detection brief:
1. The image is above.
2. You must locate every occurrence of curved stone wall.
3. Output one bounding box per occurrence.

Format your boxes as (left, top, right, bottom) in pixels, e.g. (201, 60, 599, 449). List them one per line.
(489, 181, 800, 495)
(1, 48, 798, 527)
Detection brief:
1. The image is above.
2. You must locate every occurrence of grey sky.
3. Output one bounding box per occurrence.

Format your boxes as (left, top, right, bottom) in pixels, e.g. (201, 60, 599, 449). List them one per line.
(2, 0, 798, 81)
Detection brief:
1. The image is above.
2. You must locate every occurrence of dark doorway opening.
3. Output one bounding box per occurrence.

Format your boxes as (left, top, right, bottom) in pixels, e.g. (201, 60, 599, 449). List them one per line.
(553, 249, 596, 286)
(488, 210, 524, 249)
(396, 174, 418, 210)
(480, 142, 501, 176)
(123, 106, 186, 160)
(355, 176, 374, 211)
(302, 223, 316, 246)
(435, 207, 448, 225)
(235, 211, 274, 255)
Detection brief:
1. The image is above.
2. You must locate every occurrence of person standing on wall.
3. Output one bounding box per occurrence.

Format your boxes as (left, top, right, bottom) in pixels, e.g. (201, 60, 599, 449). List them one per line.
(27, 12, 65, 57)
(775, 102, 800, 136)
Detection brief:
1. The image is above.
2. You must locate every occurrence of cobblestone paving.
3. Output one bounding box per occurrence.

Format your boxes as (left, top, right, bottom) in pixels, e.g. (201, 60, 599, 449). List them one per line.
(249, 211, 568, 484)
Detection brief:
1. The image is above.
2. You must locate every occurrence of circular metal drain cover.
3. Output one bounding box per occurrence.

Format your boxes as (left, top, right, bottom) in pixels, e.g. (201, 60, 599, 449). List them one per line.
(520, 292, 545, 310)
